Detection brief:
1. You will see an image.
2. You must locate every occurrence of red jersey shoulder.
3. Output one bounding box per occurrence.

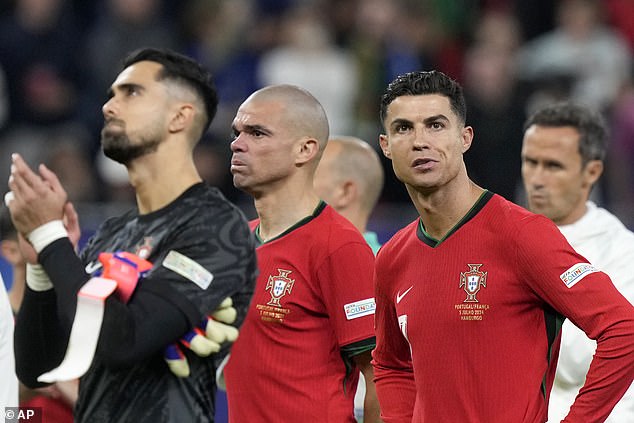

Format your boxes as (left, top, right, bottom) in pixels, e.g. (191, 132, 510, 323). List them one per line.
(483, 194, 557, 234)
(320, 205, 368, 244)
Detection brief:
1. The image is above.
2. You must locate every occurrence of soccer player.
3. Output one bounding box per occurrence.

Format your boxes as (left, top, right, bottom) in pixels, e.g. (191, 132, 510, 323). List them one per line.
(372, 70, 634, 422)
(521, 101, 634, 422)
(314, 136, 385, 254)
(6, 48, 257, 423)
(223, 85, 381, 422)
(314, 135, 385, 421)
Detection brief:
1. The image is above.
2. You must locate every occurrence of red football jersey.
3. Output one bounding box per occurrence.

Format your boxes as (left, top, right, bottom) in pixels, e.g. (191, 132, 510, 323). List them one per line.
(225, 203, 376, 422)
(373, 193, 634, 423)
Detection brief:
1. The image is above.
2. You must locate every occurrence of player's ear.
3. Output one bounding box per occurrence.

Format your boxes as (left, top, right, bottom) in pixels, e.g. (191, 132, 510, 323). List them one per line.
(461, 126, 474, 153)
(379, 134, 391, 159)
(338, 180, 357, 208)
(169, 104, 195, 133)
(582, 159, 603, 189)
(297, 137, 319, 165)
(1, 239, 23, 266)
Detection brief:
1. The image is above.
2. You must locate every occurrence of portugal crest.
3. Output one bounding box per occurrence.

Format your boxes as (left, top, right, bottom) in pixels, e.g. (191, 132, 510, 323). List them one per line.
(459, 264, 487, 303)
(266, 269, 295, 307)
(135, 237, 154, 260)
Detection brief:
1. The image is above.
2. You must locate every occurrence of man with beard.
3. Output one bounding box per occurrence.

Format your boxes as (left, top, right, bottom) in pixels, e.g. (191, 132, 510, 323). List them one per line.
(5, 48, 257, 423)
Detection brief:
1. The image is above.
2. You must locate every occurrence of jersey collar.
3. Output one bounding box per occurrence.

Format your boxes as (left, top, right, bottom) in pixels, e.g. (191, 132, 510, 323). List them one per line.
(416, 190, 494, 247)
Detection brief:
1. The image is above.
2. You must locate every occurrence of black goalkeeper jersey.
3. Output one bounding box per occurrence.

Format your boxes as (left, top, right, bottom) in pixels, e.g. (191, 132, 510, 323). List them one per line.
(14, 183, 257, 423)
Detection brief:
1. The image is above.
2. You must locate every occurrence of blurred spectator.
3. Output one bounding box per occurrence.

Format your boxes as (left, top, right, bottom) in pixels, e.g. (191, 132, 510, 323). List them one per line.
(0, 64, 9, 132)
(180, 0, 261, 139)
(346, 0, 435, 203)
(47, 139, 99, 203)
(0, 0, 632, 239)
(0, 0, 82, 127)
(257, 3, 358, 134)
(425, 0, 479, 79)
(463, 9, 527, 202)
(345, 0, 452, 137)
(0, 122, 97, 203)
(604, 0, 634, 52)
(606, 71, 634, 229)
(346, 0, 401, 140)
(516, 0, 631, 113)
(512, 0, 556, 42)
(0, 65, 8, 132)
(78, 0, 181, 141)
(0, 207, 25, 311)
(193, 138, 238, 201)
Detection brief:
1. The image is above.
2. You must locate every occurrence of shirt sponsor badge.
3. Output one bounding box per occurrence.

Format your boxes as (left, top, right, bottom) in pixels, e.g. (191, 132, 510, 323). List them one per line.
(560, 263, 598, 288)
(344, 298, 375, 320)
(163, 250, 213, 289)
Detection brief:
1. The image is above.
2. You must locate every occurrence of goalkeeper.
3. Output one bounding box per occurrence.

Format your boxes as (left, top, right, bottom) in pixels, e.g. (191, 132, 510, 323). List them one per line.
(6, 48, 257, 423)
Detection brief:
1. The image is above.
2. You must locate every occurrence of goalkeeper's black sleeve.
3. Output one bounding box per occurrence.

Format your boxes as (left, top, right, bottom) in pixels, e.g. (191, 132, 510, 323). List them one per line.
(21, 238, 202, 369)
(14, 287, 68, 388)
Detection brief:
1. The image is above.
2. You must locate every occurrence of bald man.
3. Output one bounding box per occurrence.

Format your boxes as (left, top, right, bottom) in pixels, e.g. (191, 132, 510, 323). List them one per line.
(314, 136, 384, 421)
(314, 136, 384, 254)
(224, 85, 381, 422)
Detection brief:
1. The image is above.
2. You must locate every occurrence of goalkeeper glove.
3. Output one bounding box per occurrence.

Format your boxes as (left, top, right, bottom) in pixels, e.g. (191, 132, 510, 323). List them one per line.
(165, 297, 239, 377)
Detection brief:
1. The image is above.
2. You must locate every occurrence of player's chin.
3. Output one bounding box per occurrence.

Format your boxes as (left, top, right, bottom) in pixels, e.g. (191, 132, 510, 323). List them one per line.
(231, 174, 249, 190)
(527, 196, 549, 210)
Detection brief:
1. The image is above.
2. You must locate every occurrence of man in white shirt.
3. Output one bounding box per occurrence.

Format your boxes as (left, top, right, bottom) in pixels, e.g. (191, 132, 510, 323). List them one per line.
(521, 101, 634, 422)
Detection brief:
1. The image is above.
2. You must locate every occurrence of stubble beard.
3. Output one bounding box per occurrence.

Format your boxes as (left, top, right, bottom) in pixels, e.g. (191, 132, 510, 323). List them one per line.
(101, 122, 162, 166)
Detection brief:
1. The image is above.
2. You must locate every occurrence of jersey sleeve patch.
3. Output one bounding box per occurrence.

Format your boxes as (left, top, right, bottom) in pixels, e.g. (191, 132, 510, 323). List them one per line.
(162, 250, 213, 289)
(344, 298, 376, 320)
(560, 263, 599, 288)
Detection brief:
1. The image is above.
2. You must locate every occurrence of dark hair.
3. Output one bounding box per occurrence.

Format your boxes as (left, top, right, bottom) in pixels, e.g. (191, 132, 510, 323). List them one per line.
(0, 207, 16, 241)
(523, 102, 607, 164)
(380, 70, 467, 127)
(122, 48, 218, 134)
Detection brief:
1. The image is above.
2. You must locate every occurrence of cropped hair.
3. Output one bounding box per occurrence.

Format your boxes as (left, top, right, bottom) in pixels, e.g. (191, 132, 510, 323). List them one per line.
(524, 102, 607, 164)
(123, 48, 218, 134)
(380, 70, 467, 127)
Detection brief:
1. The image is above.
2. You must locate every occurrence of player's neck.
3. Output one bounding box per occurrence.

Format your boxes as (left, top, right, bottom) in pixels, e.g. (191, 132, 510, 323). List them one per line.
(128, 154, 202, 215)
(254, 184, 321, 242)
(412, 179, 485, 240)
(554, 201, 588, 226)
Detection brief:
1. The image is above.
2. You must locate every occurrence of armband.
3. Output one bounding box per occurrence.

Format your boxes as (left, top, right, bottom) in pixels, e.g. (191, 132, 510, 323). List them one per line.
(26, 220, 68, 254)
(26, 263, 53, 291)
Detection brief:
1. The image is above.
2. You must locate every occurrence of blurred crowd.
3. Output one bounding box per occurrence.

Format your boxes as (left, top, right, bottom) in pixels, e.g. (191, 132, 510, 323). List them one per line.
(0, 0, 633, 233)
